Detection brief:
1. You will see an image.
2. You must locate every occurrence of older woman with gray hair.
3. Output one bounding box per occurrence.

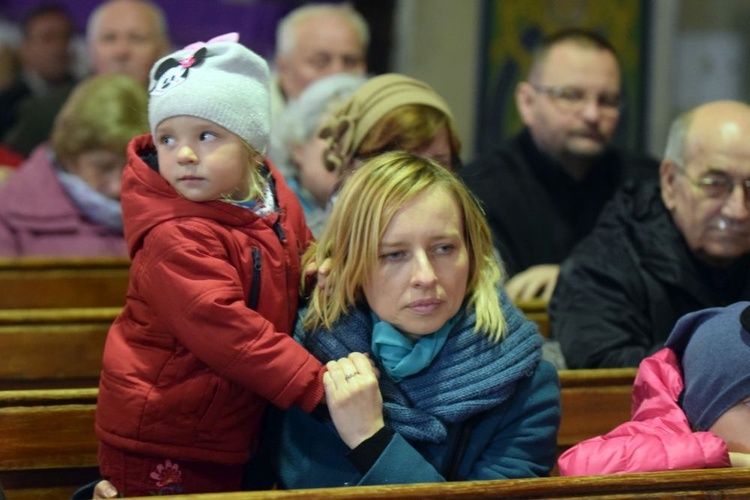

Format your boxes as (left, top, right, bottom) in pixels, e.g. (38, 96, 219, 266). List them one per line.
(269, 73, 366, 237)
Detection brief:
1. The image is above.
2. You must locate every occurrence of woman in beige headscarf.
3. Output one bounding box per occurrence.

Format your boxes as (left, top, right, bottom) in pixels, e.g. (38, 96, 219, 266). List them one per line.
(318, 73, 462, 203)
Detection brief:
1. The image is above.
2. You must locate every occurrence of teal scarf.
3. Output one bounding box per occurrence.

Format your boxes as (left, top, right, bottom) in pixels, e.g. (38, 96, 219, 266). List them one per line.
(371, 313, 458, 382)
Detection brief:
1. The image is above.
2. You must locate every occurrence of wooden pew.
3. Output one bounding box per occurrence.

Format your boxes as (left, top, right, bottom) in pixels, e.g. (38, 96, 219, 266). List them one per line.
(0, 388, 99, 500)
(120, 468, 750, 499)
(0, 307, 119, 389)
(0, 257, 554, 340)
(516, 299, 549, 337)
(0, 369, 637, 498)
(0, 303, 606, 396)
(556, 368, 635, 452)
(5, 389, 748, 500)
(0, 257, 130, 309)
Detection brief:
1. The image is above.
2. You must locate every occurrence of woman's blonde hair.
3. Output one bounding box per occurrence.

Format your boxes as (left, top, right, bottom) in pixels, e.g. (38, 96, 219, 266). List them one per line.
(302, 151, 506, 341)
(51, 74, 149, 166)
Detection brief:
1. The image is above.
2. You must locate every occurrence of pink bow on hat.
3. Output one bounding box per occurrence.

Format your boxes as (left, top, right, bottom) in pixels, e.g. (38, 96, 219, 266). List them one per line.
(182, 32, 239, 52)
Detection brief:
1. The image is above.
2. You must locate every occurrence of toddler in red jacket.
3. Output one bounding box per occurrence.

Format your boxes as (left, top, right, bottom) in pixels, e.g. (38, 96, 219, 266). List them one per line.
(559, 302, 750, 475)
(95, 33, 328, 496)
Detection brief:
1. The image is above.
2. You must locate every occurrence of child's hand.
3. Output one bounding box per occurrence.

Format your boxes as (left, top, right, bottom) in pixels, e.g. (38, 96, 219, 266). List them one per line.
(93, 480, 119, 498)
(730, 452, 750, 468)
(304, 257, 333, 290)
(323, 353, 384, 449)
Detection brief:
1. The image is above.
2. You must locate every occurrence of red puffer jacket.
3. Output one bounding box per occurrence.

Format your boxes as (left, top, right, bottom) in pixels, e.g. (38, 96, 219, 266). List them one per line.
(96, 134, 324, 464)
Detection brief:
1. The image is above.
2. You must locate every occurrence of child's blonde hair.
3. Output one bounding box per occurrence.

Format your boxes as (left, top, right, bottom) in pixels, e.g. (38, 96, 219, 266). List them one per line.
(217, 141, 266, 204)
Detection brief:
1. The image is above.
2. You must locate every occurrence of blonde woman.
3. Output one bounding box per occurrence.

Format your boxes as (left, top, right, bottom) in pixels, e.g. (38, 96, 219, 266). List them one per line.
(268, 151, 560, 487)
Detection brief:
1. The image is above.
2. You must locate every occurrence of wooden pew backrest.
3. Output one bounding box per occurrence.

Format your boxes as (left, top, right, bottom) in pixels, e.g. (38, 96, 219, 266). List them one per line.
(0, 307, 118, 389)
(0, 257, 130, 308)
(0, 388, 99, 500)
(557, 368, 636, 450)
(516, 299, 549, 337)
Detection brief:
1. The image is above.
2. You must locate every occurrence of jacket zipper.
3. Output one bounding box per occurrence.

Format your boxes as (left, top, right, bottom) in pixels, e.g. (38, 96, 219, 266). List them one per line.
(272, 218, 285, 241)
(248, 247, 261, 310)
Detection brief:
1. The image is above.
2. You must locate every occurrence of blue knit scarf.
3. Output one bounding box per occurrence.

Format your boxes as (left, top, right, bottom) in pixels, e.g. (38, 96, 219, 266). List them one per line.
(297, 290, 543, 443)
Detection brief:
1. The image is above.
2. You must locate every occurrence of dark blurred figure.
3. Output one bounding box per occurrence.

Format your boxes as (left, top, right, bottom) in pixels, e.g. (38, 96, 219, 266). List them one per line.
(0, 3, 76, 144)
(2, 0, 170, 158)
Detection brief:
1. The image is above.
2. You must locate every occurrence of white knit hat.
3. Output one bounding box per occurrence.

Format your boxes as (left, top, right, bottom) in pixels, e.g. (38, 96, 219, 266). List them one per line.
(148, 33, 270, 153)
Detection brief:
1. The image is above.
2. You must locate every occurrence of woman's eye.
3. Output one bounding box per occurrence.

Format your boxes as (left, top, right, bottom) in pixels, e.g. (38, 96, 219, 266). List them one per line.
(435, 244, 455, 254)
(381, 251, 405, 261)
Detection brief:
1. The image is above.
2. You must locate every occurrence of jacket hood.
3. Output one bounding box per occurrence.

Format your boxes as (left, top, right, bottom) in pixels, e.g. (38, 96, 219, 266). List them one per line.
(122, 134, 279, 257)
(665, 301, 750, 430)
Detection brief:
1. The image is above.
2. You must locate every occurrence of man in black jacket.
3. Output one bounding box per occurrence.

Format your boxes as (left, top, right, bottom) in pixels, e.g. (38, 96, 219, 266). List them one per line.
(461, 28, 657, 303)
(551, 100, 750, 368)
(3, 0, 171, 157)
(0, 4, 76, 145)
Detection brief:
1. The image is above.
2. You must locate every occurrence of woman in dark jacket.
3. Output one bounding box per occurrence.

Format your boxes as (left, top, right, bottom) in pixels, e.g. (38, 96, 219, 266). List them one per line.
(269, 151, 560, 487)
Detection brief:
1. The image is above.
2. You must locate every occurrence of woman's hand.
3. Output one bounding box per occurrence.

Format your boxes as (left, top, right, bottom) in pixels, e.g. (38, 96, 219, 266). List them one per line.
(93, 480, 118, 498)
(324, 352, 384, 449)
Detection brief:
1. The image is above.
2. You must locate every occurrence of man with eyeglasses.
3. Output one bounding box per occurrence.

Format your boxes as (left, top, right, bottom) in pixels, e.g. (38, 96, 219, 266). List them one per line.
(551, 100, 750, 368)
(461, 28, 658, 304)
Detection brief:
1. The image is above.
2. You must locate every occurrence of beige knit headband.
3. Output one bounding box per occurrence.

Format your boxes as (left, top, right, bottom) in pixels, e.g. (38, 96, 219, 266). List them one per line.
(319, 73, 455, 173)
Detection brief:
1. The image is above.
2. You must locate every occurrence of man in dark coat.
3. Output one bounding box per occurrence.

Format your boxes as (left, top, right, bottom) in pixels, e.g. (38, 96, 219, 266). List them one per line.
(2, 0, 170, 157)
(551, 100, 750, 368)
(461, 28, 657, 303)
(0, 4, 76, 146)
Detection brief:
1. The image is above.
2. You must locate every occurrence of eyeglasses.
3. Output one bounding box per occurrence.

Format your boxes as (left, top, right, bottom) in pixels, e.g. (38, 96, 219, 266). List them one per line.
(529, 84, 622, 115)
(675, 163, 750, 201)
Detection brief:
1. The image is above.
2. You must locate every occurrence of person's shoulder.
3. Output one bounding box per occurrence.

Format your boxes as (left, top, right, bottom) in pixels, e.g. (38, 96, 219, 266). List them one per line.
(461, 132, 526, 182)
(557, 185, 649, 273)
(608, 147, 661, 183)
(3, 84, 75, 156)
(585, 180, 661, 233)
(149, 216, 225, 241)
(0, 77, 31, 104)
(499, 358, 560, 423)
(532, 358, 560, 387)
(12, 83, 73, 118)
(0, 145, 54, 192)
(598, 180, 666, 239)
